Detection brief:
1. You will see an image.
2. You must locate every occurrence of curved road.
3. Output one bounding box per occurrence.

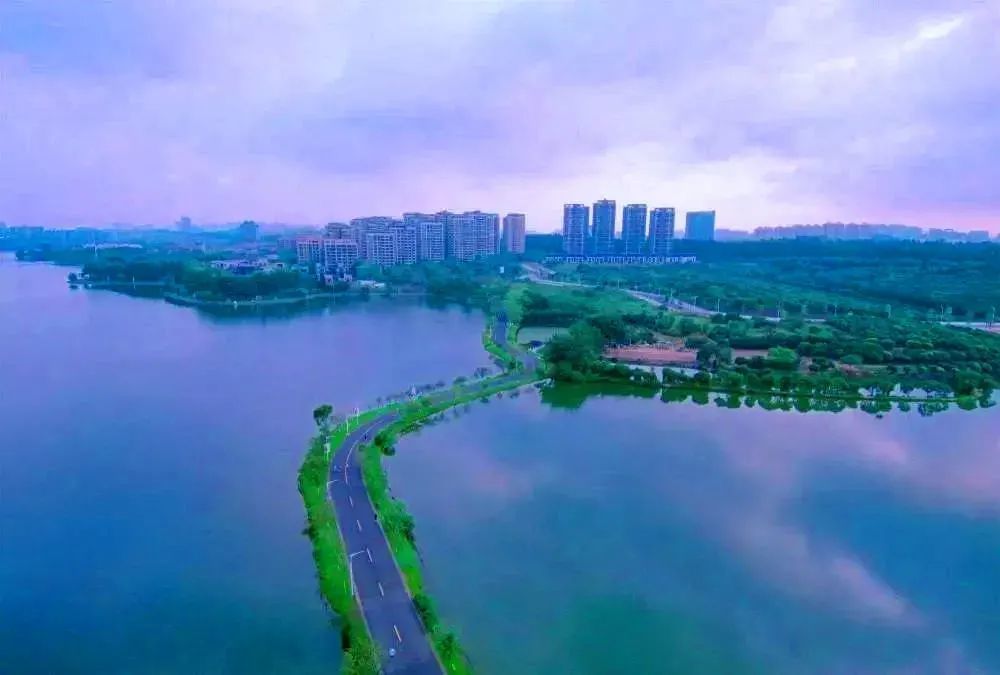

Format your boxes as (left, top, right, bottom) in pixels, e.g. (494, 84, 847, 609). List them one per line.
(329, 412, 441, 674)
(327, 316, 536, 673)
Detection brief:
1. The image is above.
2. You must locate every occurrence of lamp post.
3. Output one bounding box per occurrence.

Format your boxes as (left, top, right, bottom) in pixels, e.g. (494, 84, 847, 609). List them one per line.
(348, 550, 366, 597)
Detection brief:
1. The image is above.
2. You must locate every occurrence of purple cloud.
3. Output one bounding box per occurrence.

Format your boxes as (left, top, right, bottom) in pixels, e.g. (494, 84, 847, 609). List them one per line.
(1, 0, 998, 232)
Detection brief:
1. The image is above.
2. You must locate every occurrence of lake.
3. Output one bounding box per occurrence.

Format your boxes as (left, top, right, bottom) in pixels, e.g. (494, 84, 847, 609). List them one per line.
(389, 385, 1000, 674)
(0, 256, 491, 674)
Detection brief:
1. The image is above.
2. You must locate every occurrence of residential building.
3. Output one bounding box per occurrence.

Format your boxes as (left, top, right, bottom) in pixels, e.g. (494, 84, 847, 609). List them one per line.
(323, 238, 359, 272)
(418, 221, 446, 261)
(648, 207, 675, 255)
(685, 211, 716, 241)
(324, 222, 353, 238)
(591, 199, 616, 254)
(296, 236, 324, 266)
(562, 203, 589, 255)
(392, 222, 418, 264)
(503, 213, 526, 254)
(622, 204, 648, 254)
(366, 231, 398, 265)
(451, 211, 500, 261)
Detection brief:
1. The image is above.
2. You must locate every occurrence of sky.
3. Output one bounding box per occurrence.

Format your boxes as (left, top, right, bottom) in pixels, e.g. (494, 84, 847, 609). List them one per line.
(1, 0, 998, 233)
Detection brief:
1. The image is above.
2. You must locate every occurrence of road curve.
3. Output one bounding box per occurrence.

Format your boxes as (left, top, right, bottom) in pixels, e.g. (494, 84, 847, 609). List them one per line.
(326, 316, 537, 673)
(329, 412, 443, 675)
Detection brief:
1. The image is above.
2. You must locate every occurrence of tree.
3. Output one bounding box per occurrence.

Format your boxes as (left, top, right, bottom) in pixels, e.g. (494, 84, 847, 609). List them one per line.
(312, 404, 333, 429)
(342, 639, 380, 675)
(766, 346, 798, 370)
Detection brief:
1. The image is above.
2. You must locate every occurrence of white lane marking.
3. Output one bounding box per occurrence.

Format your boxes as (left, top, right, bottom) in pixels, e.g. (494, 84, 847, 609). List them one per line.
(349, 495, 354, 507)
(356, 519, 363, 532)
(366, 548, 373, 563)
(378, 581, 385, 597)
(393, 624, 403, 643)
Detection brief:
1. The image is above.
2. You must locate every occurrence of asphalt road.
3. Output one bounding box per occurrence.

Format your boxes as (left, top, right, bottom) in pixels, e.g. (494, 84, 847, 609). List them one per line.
(326, 317, 538, 673)
(328, 412, 443, 675)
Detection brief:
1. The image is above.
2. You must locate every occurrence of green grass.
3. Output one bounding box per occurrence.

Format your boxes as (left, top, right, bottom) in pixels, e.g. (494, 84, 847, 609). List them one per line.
(360, 374, 540, 674)
(516, 325, 568, 344)
(298, 407, 396, 675)
(301, 312, 539, 675)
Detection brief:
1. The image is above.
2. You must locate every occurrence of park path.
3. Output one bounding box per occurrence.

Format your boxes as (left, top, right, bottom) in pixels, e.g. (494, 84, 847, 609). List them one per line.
(326, 316, 537, 673)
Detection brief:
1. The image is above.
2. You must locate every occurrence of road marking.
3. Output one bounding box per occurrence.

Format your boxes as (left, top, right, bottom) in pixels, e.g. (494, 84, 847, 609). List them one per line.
(356, 519, 363, 532)
(393, 624, 403, 643)
(349, 495, 354, 507)
(378, 581, 385, 597)
(366, 548, 373, 563)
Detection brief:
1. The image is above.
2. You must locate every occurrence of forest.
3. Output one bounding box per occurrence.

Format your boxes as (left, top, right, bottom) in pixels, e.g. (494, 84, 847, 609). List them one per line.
(517, 280, 999, 399)
(557, 240, 1000, 321)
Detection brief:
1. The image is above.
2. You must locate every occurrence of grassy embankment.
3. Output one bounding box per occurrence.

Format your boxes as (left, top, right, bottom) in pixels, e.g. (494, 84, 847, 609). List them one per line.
(299, 407, 396, 674)
(300, 315, 537, 674)
(360, 373, 538, 673)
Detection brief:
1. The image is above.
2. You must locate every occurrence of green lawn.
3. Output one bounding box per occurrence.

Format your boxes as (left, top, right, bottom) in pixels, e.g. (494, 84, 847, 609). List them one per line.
(517, 325, 568, 344)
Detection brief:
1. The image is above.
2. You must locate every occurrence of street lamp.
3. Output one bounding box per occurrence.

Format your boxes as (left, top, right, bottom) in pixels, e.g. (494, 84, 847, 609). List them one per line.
(348, 550, 366, 597)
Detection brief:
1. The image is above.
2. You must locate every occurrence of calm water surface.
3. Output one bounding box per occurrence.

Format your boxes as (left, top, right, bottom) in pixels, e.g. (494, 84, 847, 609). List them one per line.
(0, 257, 490, 674)
(390, 386, 1000, 674)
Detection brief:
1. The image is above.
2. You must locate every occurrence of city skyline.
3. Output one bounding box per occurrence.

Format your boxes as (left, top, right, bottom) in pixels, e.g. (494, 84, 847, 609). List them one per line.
(1, 2, 999, 234)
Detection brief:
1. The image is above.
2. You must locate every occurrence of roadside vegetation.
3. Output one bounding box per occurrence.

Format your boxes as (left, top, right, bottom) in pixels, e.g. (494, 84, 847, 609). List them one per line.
(559, 239, 1000, 322)
(300, 324, 535, 675)
(298, 409, 388, 675)
(354, 340, 536, 673)
(506, 278, 1000, 402)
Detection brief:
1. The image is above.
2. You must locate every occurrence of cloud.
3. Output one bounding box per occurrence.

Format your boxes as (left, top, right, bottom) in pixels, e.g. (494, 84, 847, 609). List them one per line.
(728, 513, 919, 626)
(1, 0, 998, 231)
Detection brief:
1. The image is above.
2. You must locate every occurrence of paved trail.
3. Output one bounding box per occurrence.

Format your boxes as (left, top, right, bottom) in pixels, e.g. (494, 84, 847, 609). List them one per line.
(326, 315, 538, 672)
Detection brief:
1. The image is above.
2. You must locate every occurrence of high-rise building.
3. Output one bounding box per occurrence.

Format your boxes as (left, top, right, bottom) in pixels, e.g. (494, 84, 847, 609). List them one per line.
(418, 221, 445, 261)
(324, 222, 352, 238)
(503, 213, 526, 254)
(295, 236, 324, 266)
(622, 204, 648, 254)
(685, 211, 716, 241)
(591, 199, 616, 254)
(563, 204, 589, 255)
(648, 207, 675, 256)
(392, 222, 418, 264)
(322, 238, 359, 272)
(366, 231, 398, 265)
(450, 211, 500, 261)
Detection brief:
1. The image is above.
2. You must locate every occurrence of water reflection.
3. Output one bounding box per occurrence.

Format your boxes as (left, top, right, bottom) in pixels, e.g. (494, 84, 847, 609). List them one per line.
(390, 383, 1000, 674)
(658, 387, 996, 416)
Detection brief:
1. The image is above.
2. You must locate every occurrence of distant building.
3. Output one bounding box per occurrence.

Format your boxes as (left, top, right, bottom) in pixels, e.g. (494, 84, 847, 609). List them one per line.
(648, 207, 675, 255)
(366, 231, 398, 265)
(323, 238, 359, 273)
(622, 204, 648, 254)
(296, 236, 324, 266)
(175, 216, 193, 232)
(714, 228, 752, 242)
(324, 222, 352, 238)
(393, 222, 418, 264)
(685, 211, 716, 241)
(237, 220, 260, 242)
(452, 211, 500, 261)
(591, 199, 616, 254)
(502, 213, 526, 254)
(562, 204, 589, 255)
(418, 221, 446, 261)
(968, 230, 991, 243)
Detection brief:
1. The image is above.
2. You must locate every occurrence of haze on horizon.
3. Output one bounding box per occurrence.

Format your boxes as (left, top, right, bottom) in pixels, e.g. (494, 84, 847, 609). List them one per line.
(2, 0, 998, 234)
